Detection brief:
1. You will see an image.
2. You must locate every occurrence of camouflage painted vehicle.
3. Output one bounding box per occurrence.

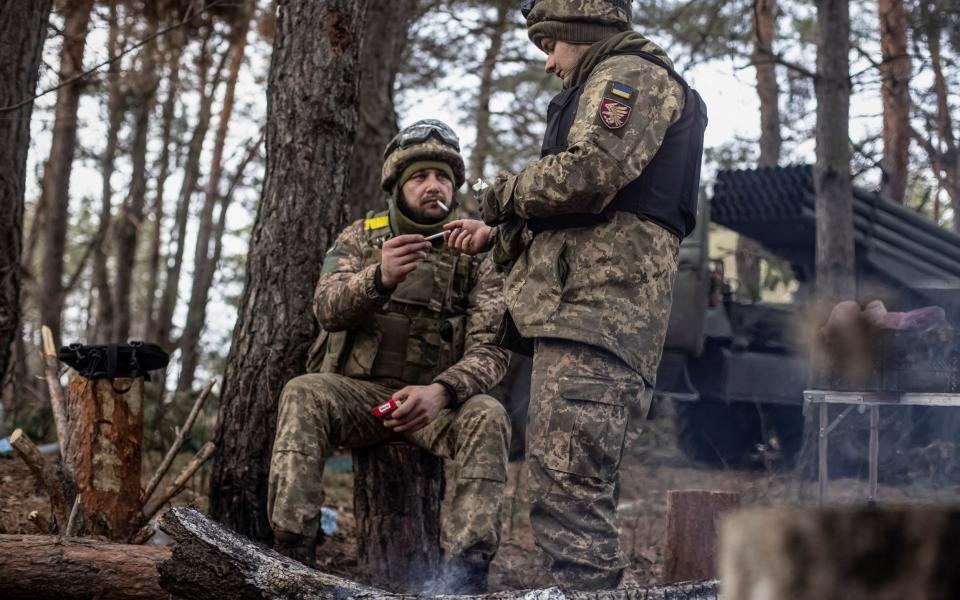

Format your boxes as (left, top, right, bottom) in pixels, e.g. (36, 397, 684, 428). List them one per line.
(659, 165, 960, 467)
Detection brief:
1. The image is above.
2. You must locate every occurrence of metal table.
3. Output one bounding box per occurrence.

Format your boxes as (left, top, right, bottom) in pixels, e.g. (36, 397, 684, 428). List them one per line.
(803, 390, 960, 504)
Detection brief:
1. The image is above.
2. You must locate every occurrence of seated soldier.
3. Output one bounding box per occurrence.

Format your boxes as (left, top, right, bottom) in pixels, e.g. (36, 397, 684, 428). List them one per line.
(267, 119, 510, 594)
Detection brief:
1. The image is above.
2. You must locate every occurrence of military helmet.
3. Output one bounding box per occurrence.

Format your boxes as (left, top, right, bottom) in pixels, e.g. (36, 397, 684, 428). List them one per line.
(522, 0, 631, 50)
(381, 119, 466, 192)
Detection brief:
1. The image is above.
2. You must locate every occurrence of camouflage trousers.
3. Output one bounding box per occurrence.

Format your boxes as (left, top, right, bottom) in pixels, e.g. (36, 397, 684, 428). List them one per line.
(268, 373, 510, 564)
(526, 338, 652, 590)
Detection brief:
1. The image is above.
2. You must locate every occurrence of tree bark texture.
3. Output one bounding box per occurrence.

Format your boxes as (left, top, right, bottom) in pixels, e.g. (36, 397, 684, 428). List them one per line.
(736, 0, 780, 303)
(177, 12, 251, 394)
(0, 0, 52, 387)
(353, 442, 445, 593)
(152, 27, 221, 351)
(814, 0, 855, 301)
(663, 490, 740, 584)
(720, 506, 960, 600)
(143, 24, 184, 343)
(919, 0, 959, 231)
(878, 0, 910, 204)
(0, 534, 171, 600)
(113, 21, 160, 343)
(65, 375, 144, 540)
(209, 0, 369, 542)
(157, 507, 719, 600)
(38, 0, 95, 345)
(342, 0, 418, 223)
(90, 0, 124, 344)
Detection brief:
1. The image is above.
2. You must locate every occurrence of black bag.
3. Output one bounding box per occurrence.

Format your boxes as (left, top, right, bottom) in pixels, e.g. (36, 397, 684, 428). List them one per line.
(58, 341, 170, 393)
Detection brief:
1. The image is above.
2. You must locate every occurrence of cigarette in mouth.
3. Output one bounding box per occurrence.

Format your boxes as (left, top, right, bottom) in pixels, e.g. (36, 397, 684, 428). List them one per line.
(437, 200, 449, 212)
(425, 232, 445, 241)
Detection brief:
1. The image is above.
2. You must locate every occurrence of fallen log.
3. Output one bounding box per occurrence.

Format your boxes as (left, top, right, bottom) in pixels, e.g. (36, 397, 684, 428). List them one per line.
(158, 507, 719, 600)
(0, 534, 170, 600)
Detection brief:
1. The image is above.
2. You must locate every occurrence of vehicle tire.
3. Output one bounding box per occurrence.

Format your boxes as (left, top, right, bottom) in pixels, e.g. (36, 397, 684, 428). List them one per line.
(674, 400, 762, 466)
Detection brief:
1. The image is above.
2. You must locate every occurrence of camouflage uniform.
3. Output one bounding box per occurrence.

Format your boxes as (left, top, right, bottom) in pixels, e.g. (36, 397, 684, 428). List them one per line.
(268, 210, 511, 572)
(483, 2, 688, 589)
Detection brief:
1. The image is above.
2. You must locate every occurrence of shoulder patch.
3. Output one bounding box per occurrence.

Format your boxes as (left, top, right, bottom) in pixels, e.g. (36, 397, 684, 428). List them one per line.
(596, 81, 637, 137)
(364, 215, 390, 231)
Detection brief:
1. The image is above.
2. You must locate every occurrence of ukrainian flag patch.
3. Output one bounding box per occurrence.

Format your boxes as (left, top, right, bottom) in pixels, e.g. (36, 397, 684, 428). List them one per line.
(610, 82, 634, 99)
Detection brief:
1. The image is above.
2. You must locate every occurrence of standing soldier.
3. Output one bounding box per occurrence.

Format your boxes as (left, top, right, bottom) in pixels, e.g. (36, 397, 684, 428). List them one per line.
(445, 0, 707, 590)
(268, 120, 511, 594)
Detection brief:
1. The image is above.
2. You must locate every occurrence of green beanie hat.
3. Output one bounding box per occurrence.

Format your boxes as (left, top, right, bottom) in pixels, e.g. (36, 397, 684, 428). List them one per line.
(525, 0, 632, 50)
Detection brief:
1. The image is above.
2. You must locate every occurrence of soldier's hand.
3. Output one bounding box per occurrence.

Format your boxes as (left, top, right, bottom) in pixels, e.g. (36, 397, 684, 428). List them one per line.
(443, 220, 493, 256)
(380, 234, 431, 289)
(382, 383, 451, 433)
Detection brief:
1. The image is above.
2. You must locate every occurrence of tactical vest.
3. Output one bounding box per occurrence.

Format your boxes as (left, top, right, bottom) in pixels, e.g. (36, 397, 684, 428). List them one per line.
(308, 212, 476, 386)
(528, 50, 707, 240)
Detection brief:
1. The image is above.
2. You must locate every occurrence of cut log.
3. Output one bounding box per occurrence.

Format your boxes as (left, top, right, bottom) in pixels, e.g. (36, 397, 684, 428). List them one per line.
(664, 490, 740, 583)
(9, 428, 76, 530)
(720, 506, 960, 599)
(0, 534, 170, 600)
(352, 441, 445, 592)
(157, 506, 719, 600)
(65, 374, 144, 540)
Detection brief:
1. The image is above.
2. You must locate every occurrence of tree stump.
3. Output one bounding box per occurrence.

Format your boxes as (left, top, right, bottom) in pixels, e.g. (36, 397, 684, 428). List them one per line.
(352, 441, 445, 592)
(664, 490, 740, 583)
(719, 506, 960, 600)
(65, 375, 144, 540)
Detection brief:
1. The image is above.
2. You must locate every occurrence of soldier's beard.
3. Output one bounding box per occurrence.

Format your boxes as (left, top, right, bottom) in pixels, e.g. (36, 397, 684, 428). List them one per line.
(400, 193, 450, 224)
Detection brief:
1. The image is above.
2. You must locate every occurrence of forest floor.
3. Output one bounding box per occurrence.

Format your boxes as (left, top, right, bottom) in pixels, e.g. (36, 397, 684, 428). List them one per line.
(2, 400, 959, 591)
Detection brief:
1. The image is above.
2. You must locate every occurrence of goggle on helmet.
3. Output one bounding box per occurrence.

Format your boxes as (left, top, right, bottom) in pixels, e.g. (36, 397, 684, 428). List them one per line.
(383, 119, 461, 160)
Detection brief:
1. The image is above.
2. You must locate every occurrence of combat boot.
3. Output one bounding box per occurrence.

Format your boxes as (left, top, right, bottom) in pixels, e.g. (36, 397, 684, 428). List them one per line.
(273, 531, 317, 567)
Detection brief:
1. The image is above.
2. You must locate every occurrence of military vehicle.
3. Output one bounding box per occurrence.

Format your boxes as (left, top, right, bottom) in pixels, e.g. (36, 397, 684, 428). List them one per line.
(658, 165, 960, 467)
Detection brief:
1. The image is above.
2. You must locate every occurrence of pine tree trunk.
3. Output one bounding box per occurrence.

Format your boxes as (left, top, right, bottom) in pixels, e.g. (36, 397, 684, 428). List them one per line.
(113, 24, 160, 343)
(814, 0, 855, 301)
(153, 29, 221, 351)
(353, 443, 445, 593)
(342, 0, 417, 222)
(738, 0, 781, 303)
(921, 0, 958, 231)
(38, 0, 95, 345)
(90, 1, 123, 344)
(209, 0, 369, 541)
(465, 1, 509, 216)
(177, 15, 250, 394)
(0, 0, 52, 386)
(143, 27, 184, 343)
(878, 0, 910, 204)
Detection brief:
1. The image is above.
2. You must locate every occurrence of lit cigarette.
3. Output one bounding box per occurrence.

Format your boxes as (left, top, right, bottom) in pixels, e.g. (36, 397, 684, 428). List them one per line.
(425, 232, 445, 241)
(437, 200, 450, 212)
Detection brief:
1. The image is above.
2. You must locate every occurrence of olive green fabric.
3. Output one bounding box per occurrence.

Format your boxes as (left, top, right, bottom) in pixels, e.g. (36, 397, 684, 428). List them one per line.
(381, 137, 465, 192)
(526, 0, 631, 50)
(308, 212, 509, 404)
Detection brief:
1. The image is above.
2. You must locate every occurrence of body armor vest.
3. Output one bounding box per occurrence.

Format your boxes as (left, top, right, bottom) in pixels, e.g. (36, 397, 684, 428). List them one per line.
(311, 212, 476, 386)
(528, 50, 707, 240)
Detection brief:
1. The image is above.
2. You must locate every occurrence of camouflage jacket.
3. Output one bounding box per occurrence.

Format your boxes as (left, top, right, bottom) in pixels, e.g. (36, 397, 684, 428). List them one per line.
(309, 213, 509, 405)
(488, 33, 684, 384)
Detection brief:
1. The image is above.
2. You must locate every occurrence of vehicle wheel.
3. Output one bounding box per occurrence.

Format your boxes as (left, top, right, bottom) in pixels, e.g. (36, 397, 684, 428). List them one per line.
(674, 400, 762, 466)
(760, 404, 803, 466)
